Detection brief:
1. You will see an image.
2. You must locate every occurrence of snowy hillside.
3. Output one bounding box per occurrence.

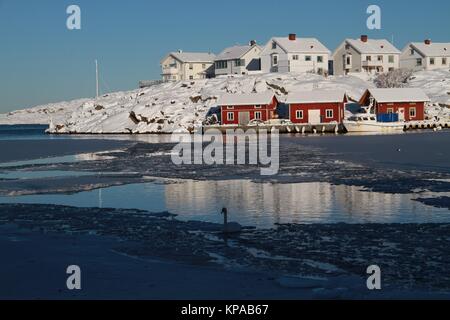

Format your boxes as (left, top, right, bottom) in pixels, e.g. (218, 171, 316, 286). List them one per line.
(47, 73, 373, 134)
(1, 71, 449, 133)
(0, 98, 89, 125)
(408, 70, 450, 105)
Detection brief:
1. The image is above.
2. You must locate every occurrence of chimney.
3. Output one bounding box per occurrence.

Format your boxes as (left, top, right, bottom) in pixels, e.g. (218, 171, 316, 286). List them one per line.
(424, 39, 432, 45)
(361, 35, 368, 43)
(289, 33, 297, 41)
(249, 40, 257, 46)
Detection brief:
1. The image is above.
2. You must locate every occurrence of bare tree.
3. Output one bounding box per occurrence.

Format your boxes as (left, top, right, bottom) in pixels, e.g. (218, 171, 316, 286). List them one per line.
(374, 69, 414, 88)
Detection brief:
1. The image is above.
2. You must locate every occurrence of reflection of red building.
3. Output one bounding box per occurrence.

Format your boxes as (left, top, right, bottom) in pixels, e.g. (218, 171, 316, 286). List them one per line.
(285, 91, 347, 124)
(359, 88, 429, 122)
(218, 92, 278, 125)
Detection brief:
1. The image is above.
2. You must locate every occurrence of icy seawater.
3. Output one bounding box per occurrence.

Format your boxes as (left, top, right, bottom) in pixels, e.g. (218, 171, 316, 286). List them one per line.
(0, 179, 448, 228)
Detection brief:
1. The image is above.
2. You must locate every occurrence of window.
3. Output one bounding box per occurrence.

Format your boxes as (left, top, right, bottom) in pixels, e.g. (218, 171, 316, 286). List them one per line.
(255, 105, 262, 109)
(227, 112, 234, 121)
(296, 110, 303, 119)
(409, 107, 417, 118)
(272, 54, 279, 66)
(254, 111, 262, 120)
(189, 64, 193, 70)
(235, 59, 242, 67)
(272, 42, 277, 49)
(216, 61, 228, 69)
(443, 58, 447, 65)
(387, 108, 394, 114)
(317, 68, 324, 75)
(377, 55, 383, 61)
(202, 64, 206, 68)
(317, 56, 323, 63)
(410, 49, 415, 55)
(417, 58, 423, 66)
(305, 56, 312, 61)
(388, 55, 395, 63)
(346, 57, 351, 65)
(366, 56, 372, 61)
(226, 106, 234, 110)
(292, 55, 299, 60)
(326, 109, 334, 119)
(189, 76, 194, 80)
(389, 68, 394, 72)
(430, 58, 435, 65)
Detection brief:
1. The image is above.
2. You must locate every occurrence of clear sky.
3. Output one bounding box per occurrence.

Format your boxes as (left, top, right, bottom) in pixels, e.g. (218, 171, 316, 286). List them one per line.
(0, 0, 449, 112)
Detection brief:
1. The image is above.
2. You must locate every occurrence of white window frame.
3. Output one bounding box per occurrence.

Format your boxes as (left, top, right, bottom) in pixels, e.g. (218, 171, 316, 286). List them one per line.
(430, 58, 435, 65)
(226, 106, 234, 110)
(326, 109, 334, 119)
(387, 108, 394, 114)
(317, 56, 323, 63)
(227, 112, 234, 121)
(254, 111, 262, 120)
(255, 105, 262, 109)
(443, 58, 447, 65)
(305, 56, 312, 62)
(295, 110, 303, 119)
(409, 107, 417, 118)
(272, 54, 279, 66)
(292, 55, 299, 61)
(388, 55, 394, 63)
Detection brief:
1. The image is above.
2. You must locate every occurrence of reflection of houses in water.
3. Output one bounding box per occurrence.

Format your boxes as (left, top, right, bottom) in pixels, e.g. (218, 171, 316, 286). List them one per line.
(165, 180, 429, 225)
(165, 181, 338, 225)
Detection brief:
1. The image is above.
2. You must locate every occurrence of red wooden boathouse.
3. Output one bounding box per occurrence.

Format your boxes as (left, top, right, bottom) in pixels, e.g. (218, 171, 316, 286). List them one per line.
(358, 88, 430, 122)
(284, 90, 347, 124)
(218, 92, 278, 125)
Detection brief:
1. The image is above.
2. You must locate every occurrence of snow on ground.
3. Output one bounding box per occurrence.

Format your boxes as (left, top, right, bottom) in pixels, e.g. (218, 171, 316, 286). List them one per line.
(409, 70, 450, 105)
(0, 73, 372, 133)
(0, 70, 449, 133)
(0, 98, 89, 125)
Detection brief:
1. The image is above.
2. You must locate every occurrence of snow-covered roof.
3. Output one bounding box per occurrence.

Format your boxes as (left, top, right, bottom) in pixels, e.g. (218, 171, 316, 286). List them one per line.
(409, 42, 450, 57)
(284, 90, 347, 104)
(364, 88, 430, 103)
(215, 45, 260, 61)
(217, 92, 275, 106)
(345, 38, 400, 54)
(271, 37, 330, 54)
(168, 52, 216, 63)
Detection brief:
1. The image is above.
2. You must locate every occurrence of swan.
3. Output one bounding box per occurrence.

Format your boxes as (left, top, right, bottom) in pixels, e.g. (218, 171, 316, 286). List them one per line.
(221, 208, 242, 234)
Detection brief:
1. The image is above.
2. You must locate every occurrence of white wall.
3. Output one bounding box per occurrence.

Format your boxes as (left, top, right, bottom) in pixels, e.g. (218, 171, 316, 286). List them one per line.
(261, 40, 328, 74)
(333, 42, 399, 75)
(161, 55, 213, 81)
(400, 45, 425, 71)
(215, 46, 261, 76)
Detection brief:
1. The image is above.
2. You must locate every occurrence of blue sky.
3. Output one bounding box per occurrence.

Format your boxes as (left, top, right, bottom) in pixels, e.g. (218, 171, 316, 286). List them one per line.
(0, 0, 449, 112)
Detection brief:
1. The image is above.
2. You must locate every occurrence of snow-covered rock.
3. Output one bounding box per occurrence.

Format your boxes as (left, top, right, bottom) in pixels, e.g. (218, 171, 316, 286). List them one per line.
(408, 70, 450, 106)
(0, 98, 89, 125)
(1, 71, 449, 133)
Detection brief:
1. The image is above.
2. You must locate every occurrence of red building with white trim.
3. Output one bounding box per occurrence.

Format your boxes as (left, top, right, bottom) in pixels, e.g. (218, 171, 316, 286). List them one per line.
(218, 92, 278, 125)
(284, 90, 347, 124)
(359, 88, 429, 122)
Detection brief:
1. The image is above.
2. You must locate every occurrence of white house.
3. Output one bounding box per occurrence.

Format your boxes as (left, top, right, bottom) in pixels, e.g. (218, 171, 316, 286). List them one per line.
(161, 51, 216, 81)
(400, 40, 450, 71)
(332, 35, 401, 75)
(214, 41, 262, 76)
(260, 34, 331, 75)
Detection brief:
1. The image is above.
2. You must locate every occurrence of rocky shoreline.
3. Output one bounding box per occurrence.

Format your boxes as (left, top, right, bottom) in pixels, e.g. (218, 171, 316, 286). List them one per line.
(1, 203, 450, 293)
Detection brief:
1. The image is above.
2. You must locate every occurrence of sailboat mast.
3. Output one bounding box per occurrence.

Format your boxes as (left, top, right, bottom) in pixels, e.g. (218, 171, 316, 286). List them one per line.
(95, 59, 99, 99)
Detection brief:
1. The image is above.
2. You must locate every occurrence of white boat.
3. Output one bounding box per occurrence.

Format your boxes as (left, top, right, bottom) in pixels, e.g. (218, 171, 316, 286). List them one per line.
(344, 114, 405, 133)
